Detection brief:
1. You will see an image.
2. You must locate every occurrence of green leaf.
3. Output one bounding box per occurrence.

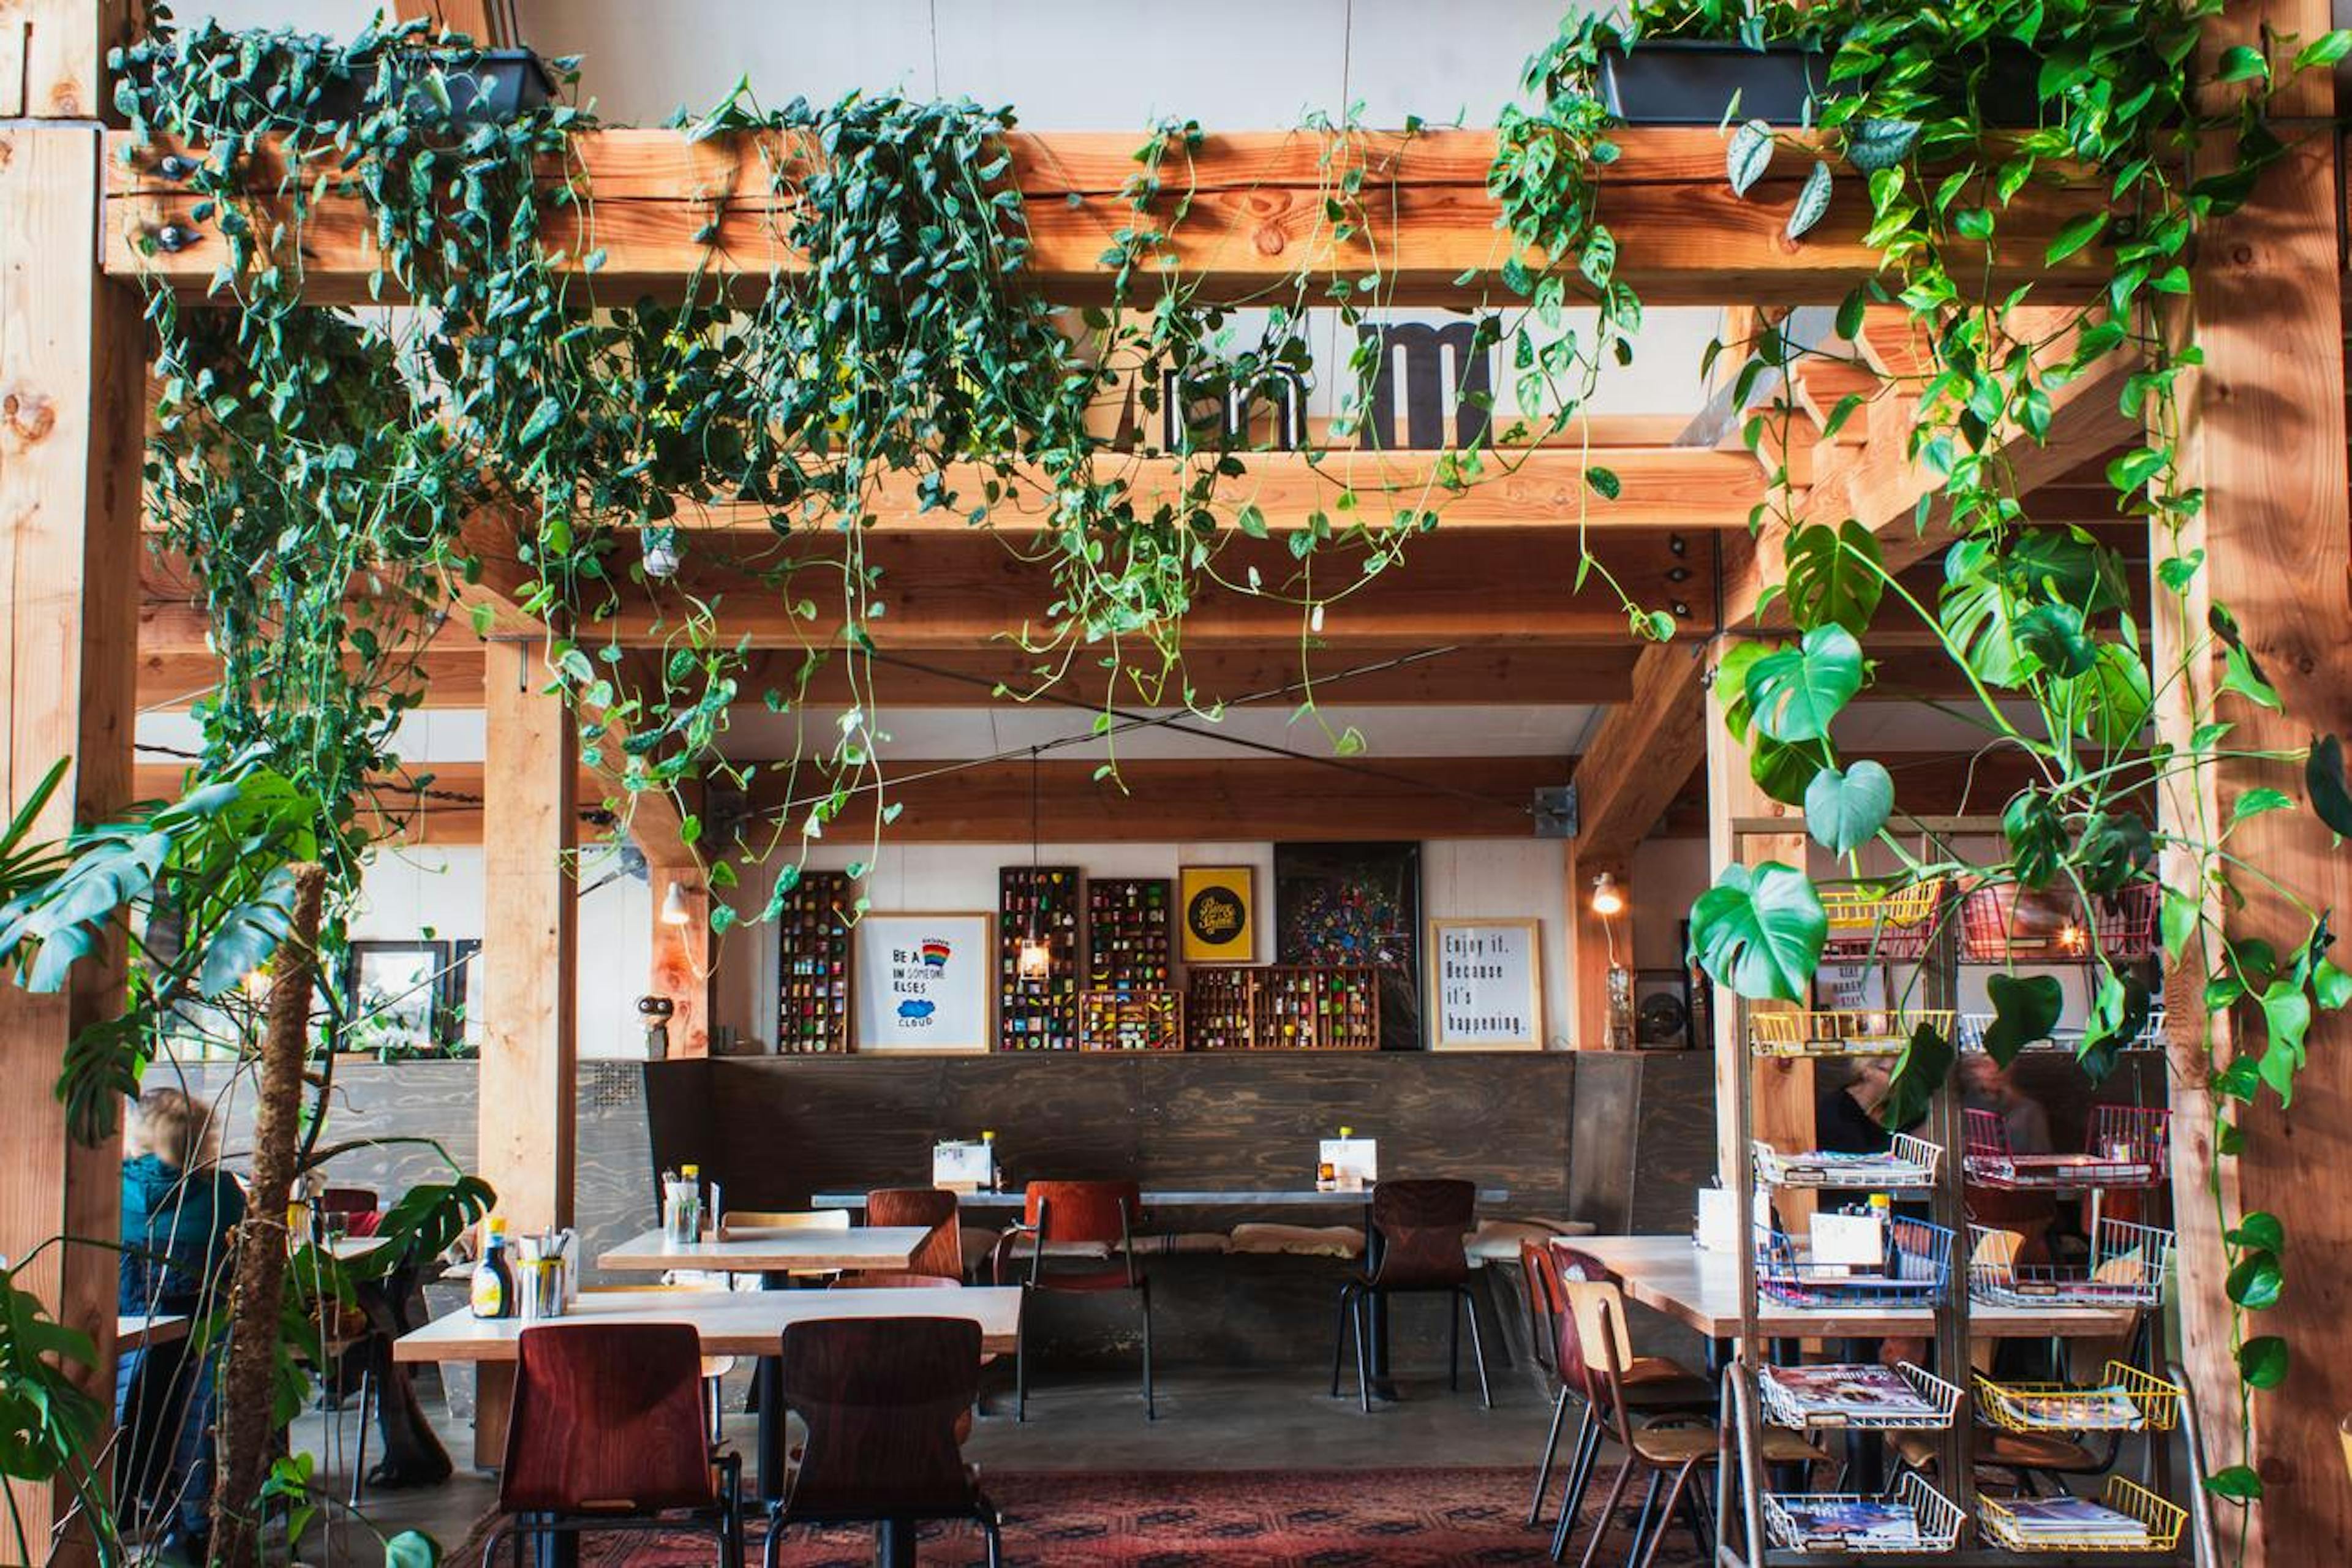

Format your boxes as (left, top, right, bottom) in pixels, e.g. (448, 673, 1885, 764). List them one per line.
(2064, 644, 2152, 748)
(384, 1531, 441, 1568)
(1745, 625, 1864, 743)
(2228, 1210, 2285, 1253)
(1844, 118, 1921, 175)
(2295, 30, 2352, 69)
(2161, 888, 2201, 961)
(2225, 1251, 2283, 1310)
(1783, 521, 1883, 636)
(1727, 120, 1774, 198)
(2306, 735, 2352, 835)
(2014, 603, 2097, 679)
(2231, 788, 2294, 826)
(2236, 1335, 2290, 1390)
(2214, 45, 2269, 82)
(1688, 862, 1826, 1003)
(1983, 973, 2064, 1066)
(1804, 761, 1894, 857)
(1787, 161, 1833, 241)
(2045, 210, 2108, 265)
(2002, 792, 2067, 889)
(2314, 957, 2352, 1011)
(1880, 1020, 1956, 1131)
(1235, 503, 1268, 539)
(2205, 1464, 2264, 1502)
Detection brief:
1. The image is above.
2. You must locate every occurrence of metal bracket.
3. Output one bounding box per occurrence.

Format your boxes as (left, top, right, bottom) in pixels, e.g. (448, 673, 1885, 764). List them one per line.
(1532, 783, 1578, 839)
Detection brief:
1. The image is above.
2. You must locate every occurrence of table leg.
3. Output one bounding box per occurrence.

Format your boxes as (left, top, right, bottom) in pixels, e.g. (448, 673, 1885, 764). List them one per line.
(755, 1354, 786, 1499)
(874, 1518, 916, 1568)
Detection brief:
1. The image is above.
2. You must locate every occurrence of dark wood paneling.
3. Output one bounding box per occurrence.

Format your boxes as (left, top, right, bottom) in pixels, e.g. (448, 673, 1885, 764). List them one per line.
(1564, 1052, 1645, 1234)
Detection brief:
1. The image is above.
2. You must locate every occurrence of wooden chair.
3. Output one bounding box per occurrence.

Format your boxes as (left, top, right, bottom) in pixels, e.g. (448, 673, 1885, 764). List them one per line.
(1556, 1280, 1820, 1568)
(579, 1284, 739, 1442)
(1330, 1178, 1490, 1412)
(861, 1188, 963, 1281)
(992, 1180, 1153, 1421)
(765, 1316, 1001, 1568)
(1523, 1242, 1712, 1535)
(480, 1322, 744, 1567)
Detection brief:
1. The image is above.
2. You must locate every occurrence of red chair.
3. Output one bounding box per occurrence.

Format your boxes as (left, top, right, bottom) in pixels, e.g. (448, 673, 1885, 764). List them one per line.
(765, 1316, 1002, 1568)
(992, 1180, 1153, 1421)
(482, 1322, 744, 1567)
(1330, 1178, 1489, 1412)
(863, 1187, 963, 1281)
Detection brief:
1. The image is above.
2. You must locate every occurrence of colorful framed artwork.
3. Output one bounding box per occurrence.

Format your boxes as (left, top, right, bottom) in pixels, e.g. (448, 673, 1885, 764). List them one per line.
(1273, 842, 1422, 1052)
(1178, 865, 1256, 963)
(853, 913, 993, 1054)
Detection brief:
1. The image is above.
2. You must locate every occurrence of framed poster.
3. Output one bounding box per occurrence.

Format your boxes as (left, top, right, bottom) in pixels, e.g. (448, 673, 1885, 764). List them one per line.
(1178, 865, 1255, 963)
(1428, 918, 1544, 1050)
(853, 913, 993, 1054)
(1274, 842, 1422, 1052)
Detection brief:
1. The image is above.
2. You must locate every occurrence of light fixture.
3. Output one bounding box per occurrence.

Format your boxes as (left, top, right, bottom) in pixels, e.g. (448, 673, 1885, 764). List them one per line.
(660, 881, 696, 927)
(1017, 748, 1052, 982)
(2057, 918, 2086, 954)
(1589, 872, 1626, 918)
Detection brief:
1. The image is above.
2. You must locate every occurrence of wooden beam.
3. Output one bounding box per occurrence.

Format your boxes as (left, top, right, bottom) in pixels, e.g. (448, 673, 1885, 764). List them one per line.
(136, 644, 488, 710)
(105, 127, 2114, 308)
(0, 0, 124, 119)
(2158, 5, 2352, 1550)
(389, 0, 514, 45)
(477, 644, 577, 1241)
(1570, 641, 1709, 864)
(647, 868, 711, 1059)
(0, 120, 140, 1558)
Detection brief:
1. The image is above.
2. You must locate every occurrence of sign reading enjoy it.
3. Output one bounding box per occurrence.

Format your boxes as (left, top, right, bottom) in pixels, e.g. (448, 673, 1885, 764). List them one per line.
(1431, 920, 1541, 1049)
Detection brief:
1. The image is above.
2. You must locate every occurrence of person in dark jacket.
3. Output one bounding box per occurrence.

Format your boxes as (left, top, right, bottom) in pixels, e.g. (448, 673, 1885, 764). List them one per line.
(116, 1087, 246, 1561)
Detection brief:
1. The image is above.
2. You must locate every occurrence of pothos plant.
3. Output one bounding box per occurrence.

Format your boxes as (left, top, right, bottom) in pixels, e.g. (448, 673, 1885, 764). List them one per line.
(1520, 0, 2352, 1522)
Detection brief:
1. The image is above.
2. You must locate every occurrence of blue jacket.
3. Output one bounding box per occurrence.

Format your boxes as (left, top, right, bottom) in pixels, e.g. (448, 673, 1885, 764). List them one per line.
(119, 1153, 247, 1316)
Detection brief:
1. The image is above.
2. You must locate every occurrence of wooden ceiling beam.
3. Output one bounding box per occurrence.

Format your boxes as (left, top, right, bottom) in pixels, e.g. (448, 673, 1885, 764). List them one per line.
(1567, 641, 1709, 865)
(105, 127, 2113, 308)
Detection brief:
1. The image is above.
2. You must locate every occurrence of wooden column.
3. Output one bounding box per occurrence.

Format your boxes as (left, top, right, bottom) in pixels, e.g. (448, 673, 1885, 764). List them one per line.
(1703, 649, 1815, 1195)
(0, 118, 142, 1555)
(1563, 841, 1627, 1048)
(478, 644, 578, 1234)
(0, 1, 124, 119)
(648, 867, 711, 1057)
(2158, 2, 2352, 1553)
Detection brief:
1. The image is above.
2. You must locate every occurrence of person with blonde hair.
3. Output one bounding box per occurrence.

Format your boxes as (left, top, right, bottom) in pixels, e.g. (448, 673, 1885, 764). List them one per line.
(117, 1086, 247, 1562)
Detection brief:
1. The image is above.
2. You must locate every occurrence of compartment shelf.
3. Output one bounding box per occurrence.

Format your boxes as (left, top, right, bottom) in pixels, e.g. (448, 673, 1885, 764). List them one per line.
(1754, 1133, 1942, 1191)
(1763, 1472, 1966, 1554)
(1963, 1106, 2169, 1191)
(1756, 1217, 1954, 1310)
(1968, 1220, 2174, 1311)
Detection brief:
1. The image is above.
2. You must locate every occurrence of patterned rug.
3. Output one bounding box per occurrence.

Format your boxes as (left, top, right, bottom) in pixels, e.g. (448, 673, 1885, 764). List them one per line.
(461, 1466, 1708, 1566)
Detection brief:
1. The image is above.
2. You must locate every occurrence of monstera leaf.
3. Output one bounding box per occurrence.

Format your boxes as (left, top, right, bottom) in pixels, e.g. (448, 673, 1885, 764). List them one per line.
(1983, 973, 2064, 1066)
(1689, 862, 1827, 1003)
(1805, 761, 1894, 856)
(1744, 625, 1865, 743)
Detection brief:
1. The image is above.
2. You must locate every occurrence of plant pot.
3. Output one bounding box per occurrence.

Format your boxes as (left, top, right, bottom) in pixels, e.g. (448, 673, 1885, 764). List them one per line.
(1600, 42, 1838, 127)
(314, 49, 554, 126)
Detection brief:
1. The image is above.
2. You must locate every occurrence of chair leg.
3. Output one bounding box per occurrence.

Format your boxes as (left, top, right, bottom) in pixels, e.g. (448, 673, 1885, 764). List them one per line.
(984, 1516, 1003, 1568)
(1449, 1291, 1462, 1392)
(1570, 1452, 1636, 1568)
(761, 1507, 782, 1568)
(1634, 1463, 1700, 1568)
(1527, 1384, 1570, 1527)
(1681, 1470, 1713, 1561)
(477, 1521, 508, 1568)
(1626, 1469, 1666, 1566)
(1330, 1284, 1357, 1398)
(1460, 1286, 1492, 1409)
(1352, 1291, 1373, 1414)
(1014, 1294, 1029, 1424)
(1139, 1280, 1155, 1422)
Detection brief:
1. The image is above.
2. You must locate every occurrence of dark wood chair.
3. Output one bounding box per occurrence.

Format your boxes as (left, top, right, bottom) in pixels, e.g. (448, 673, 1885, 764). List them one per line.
(765, 1316, 1002, 1568)
(1331, 1178, 1490, 1412)
(863, 1187, 963, 1281)
(992, 1179, 1153, 1421)
(481, 1322, 744, 1568)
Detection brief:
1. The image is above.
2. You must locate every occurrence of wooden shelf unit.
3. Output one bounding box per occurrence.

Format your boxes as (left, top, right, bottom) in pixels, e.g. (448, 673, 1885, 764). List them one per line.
(998, 865, 1082, 1052)
(772, 870, 854, 1054)
(1183, 965, 1380, 1051)
(1078, 989, 1183, 1052)
(1086, 877, 1173, 992)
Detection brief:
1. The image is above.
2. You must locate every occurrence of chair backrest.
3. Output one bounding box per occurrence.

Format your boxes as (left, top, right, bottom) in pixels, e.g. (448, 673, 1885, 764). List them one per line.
(1367, 1178, 1475, 1289)
(1560, 1278, 1638, 1435)
(865, 1187, 963, 1280)
(318, 1186, 379, 1216)
(1516, 1238, 1558, 1378)
(724, 1208, 851, 1235)
(500, 1323, 715, 1515)
(1023, 1181, 1137, 1247)
(778, 1316, 985, 1520)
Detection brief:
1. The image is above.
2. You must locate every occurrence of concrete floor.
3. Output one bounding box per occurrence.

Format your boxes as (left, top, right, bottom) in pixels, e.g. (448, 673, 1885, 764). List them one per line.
(287, 1360, 1559, 1559)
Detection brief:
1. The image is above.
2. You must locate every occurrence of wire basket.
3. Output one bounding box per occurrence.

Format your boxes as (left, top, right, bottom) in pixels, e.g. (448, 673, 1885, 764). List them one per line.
(1977, 1362, 2182, 1435)
(1957, 1005, 2168, 1055)
(1754, 1133, 1942, 1191)
(1958, 882, 2159, 963)
(1969, 1219, 2173, 1309)
(1757, 1217, 1953, 1310)
(1758, 1360, 1961, 1431)
(1751, 1009, 1957, 1058)
(1963, 1105, 2170, 1190)
(1977, 1477, 2185, 1553)
(1819, 878, 1948, 963)
(1764, 1473, 1966, 1554)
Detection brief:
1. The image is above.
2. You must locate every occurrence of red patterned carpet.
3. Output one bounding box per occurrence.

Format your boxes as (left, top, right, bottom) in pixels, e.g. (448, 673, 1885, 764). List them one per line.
(473, 1467, 1708, 1566)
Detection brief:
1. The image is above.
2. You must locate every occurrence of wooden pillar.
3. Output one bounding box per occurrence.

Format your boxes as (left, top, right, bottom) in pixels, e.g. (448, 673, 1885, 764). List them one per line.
(649, 867, 711, 1057)
(2157, 3, 2352, 1552)
(1703, 649, 1815, 1195)
(0, 1, 124, 119)
(1563, 841, 1627, 1048)
(478, 644, 578, 1234)
(0, 118, 142, 1555)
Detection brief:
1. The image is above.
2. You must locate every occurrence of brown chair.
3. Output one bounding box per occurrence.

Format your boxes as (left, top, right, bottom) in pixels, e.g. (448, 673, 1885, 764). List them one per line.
(481, 1322, 744, 1568)
(862, 1187, 964, 1281)
(993, 1180, 1153, 1421)
(764, 1317, 1001, 1568)
(1330, 1178, 1490, 1412)
(824, 1272, 978, 1441)
(1536, 1244, 1714, 1547)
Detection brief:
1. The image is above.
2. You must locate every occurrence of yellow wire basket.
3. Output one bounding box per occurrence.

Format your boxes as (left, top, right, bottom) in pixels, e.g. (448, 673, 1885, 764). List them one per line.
(1977, 1477, 2186, 1553)
(1819, 878, 1947, 961)
(1750, 1009, 1958, 1058)
(1976, 1363, 2182, 1435)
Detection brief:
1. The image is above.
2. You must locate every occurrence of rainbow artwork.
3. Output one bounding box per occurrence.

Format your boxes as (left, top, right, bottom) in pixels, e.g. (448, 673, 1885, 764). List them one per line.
(919, 938, 953, 970)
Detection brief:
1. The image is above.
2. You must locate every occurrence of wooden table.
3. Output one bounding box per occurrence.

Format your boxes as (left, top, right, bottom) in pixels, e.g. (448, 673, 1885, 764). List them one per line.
(117, 1313, 189, 1351)
(811, 1186, 1511, 1208)
(600, 1226, 931, 1275)
(1566, 1234, 2140, 1340)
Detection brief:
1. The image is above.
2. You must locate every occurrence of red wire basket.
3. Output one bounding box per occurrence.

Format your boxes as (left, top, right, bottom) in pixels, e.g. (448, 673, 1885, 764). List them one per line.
(1964, 1105, 2170, 1191)
(1958, 882, 2158, 963)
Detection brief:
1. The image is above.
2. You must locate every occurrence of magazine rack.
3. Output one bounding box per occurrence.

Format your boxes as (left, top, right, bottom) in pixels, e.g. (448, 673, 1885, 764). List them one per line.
(1711, 815, 2214, 1567)
(1753, 1132, 1941, 1191)
(1758, 1361, 1961, 1432)
(1956, 1006, 2168, 1055)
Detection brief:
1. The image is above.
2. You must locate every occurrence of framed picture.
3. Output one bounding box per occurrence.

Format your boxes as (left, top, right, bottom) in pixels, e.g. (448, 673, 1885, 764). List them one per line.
(1274, 842, 1422, 1052)
(853, 913, 993, 1054)
(1427, 918, 1544, 1050)
(342, 940, 449, 1054)
(1178, 865, 1255, 963)
(1633, 967, 1695, 1050)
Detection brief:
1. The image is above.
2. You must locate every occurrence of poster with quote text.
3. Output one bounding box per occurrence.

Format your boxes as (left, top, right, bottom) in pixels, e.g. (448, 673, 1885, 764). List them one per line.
(1427, 918, 1544, 1050)
(854, 913, 992, 1053)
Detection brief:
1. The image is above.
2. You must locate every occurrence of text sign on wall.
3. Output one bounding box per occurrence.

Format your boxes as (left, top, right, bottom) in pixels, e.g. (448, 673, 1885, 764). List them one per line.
(854, 913, 992, 1054)
(1427, 918, 1544, 1050)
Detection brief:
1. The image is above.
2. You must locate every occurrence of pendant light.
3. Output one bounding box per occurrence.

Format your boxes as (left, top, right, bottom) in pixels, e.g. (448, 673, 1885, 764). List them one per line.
(1016, 748, 1052, 981)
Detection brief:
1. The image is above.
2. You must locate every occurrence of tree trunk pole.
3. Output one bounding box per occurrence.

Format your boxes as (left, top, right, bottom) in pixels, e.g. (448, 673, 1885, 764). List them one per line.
(208, 863, 327, 1565)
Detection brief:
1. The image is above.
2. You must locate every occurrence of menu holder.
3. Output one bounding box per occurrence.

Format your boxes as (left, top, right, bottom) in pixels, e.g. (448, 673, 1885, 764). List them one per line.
(774, 869, 854, 1054)
(932, 1139, 995, 1194)
(998, 865, 1082, 1051)
(1318, 1136, 1378, 1189)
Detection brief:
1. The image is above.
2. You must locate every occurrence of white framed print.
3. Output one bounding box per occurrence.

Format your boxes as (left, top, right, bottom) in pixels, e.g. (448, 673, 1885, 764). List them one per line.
(1427, 918, 1544, 1051)
(854, 913, 993, 1054)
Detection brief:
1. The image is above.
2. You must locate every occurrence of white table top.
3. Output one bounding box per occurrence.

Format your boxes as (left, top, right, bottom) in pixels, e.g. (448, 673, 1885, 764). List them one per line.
(1565, 1235, 2140, 1341)
(393, 1286, 1022, 1362)
(810, 1186, 1510, 1210)
(600, 1226, 931, 1273)
(118, 1313, 189, 1351)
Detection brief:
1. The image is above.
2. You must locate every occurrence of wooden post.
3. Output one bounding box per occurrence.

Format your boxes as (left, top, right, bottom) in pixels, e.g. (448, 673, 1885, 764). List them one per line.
(648, 867, 711, 1057)
(0, 114, 141, 1559)
(0, 1, 125, 119)
(2157, 2, 2352, 1554)
(478, 644, 578, 1234)
(1563, 841, 1627, 1048)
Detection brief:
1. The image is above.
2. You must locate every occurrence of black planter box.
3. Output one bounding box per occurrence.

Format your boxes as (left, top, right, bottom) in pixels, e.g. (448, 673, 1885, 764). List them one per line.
(1600, 40, 2042, 129)
(314, 49, 554, 126)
